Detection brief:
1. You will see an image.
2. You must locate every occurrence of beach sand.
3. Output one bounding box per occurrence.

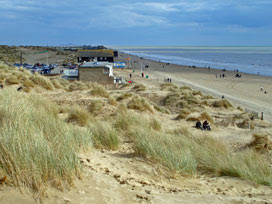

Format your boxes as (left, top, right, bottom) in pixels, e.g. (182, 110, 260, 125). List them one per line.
(118, 52, 272, 121)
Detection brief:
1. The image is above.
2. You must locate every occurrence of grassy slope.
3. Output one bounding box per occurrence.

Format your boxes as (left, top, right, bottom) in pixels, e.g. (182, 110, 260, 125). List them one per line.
(0, 62, 271, 200)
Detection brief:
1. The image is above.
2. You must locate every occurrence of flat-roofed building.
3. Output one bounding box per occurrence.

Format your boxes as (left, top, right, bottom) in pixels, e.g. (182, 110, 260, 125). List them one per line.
(78, 62, 114, 85)
(77, 49, 118, 63)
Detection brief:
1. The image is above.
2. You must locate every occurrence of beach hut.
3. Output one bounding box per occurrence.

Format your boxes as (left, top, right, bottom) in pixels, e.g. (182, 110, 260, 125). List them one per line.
(78, 62, 114, 85)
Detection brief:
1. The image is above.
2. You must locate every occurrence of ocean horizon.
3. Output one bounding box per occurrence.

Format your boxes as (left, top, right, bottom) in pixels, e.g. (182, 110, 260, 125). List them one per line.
(112, 46, 272, 76)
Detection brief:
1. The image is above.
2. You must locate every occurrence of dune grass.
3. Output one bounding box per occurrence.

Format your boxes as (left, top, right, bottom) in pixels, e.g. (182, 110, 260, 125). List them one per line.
(30, 74, 54, 90)
(89, 121, 119, 150)
(88, 100, 103, 115)
(90, 83, 109, 98)
(66, 106, 91, 126)
(131, 126, 272, 185)
(127, 95, 154, 113)
(0, 89, 92, 197)
(213, 99, 233, 109)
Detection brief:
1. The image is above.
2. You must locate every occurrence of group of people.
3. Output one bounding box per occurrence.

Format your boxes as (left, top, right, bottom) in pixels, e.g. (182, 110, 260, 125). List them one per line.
(196, 120, 211, 131)
(164, 78, 172, 83)
(260, 87, 268, 94)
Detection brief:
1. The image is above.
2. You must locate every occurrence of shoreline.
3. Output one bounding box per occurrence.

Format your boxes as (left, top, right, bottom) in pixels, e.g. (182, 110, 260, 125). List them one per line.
(117, 52, 272, 122)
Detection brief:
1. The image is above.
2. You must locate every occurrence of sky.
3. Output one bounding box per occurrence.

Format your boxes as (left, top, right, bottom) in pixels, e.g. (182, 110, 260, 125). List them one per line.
(0, 0, 272, 46)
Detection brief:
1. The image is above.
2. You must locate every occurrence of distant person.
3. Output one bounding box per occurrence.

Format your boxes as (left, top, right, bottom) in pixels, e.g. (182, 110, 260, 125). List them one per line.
(260, 86, 263, 91)
(196, 121, 203, 130)
(203, 121, 211, 131)
(142, 72, 144, 78)
(129, 73, 132, 78)
(222, 95, 225, 99)
(169, 78, 172, 83)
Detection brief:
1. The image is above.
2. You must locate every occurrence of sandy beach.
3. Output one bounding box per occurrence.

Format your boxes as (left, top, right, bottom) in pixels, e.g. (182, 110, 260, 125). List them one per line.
(118, 52, 272, 122)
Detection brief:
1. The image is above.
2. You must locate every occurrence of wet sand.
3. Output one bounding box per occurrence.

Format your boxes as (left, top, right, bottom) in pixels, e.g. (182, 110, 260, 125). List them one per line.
(118, 52, 272, 121)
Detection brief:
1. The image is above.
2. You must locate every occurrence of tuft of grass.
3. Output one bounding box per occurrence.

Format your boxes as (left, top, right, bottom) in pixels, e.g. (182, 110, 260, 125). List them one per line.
(153, 104, 170, 114)
(89, 121, 118, 150)
(30, 74, 54, 90)
(133, 84, 146, 92)
(5, 75, 19, 85)
(51, 78, 64, 89)
(116, 93, 133, 101)
(212, 99, 233, 109)
(192, 90, 203, 96)
(108, 97, 117, 106)
(180, 86, 192, 91)
(66, 106, 90, 126)
(67, 81, 88, 92)
(160, 83, 178, 91)
(23, 79, 35, 88)
(149, 118, 161, 131)
(90, 84, 109, 98)
(88, 100, 103, 115)
(114, 109, 141, 131)
(175, 108, 191, 120)
(0, 88, 92, 196)
(200, 111, 214, 123)
(127, 95, 154, 113)
(161, 93, 180, 106)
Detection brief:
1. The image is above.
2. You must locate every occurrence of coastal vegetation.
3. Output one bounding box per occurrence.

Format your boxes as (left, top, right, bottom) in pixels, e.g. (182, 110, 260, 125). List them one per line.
(0, 61, 271, 200)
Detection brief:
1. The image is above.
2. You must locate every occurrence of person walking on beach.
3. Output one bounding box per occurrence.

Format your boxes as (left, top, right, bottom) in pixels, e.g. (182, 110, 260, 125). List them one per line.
(129, 73, 132, 78)
(142, 72, 144, 78)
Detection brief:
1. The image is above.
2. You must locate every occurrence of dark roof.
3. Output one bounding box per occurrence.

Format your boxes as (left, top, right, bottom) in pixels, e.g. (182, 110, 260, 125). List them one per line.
(78, 49, 114, 57)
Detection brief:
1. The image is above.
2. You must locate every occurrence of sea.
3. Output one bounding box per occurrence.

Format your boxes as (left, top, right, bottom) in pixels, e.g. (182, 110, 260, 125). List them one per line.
(113, 46, 272, 76)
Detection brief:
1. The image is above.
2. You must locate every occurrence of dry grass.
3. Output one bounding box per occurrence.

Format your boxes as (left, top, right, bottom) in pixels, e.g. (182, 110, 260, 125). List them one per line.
(131, 126, 272, 185)
(108, 97, 117, 106)
(175, 108, 191, 120)
(127, 95, 154, 113)
(200, 111, 214, 123)
(23, 79, 35, 88)
(153, 104, 170, 114)
(66, 106, 91, 126)
(161, 93, 180, 106)
(212, 99, 233, 109)
(5, 75, 19, 85)
(248, 133, 272, 152)
(133, 84, 146, 92)
(89, 121, 119, 150)
(0, 89, 92, 197)
(116, 93, 133, 101)
(51, 78, 64, 89)
(30, 74, 54, 90)
(149, 118, 161, 131)
(88, 100, 103, 115)
(90, 84, 109, 98)
(160, 83, 178, 91)
(68, 81, 88, 92)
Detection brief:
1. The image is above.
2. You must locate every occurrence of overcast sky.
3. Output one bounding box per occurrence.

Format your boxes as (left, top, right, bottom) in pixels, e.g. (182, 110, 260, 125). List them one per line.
(0, 0, 271, 46)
